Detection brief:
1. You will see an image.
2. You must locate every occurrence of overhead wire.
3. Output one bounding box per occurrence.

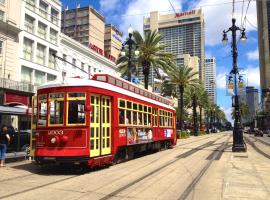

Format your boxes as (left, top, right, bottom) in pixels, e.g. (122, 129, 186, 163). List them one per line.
(242, 0, 252, 29)
(240, 0, 245, 27)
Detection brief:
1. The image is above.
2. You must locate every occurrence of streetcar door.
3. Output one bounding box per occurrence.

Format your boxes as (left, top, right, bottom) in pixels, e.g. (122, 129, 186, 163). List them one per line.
(30, 96, 37, 157)
(90, 94, 111, 157)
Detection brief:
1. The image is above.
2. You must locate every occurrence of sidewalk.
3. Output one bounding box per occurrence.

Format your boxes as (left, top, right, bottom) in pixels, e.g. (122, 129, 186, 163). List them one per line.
(194, 137, 270, 200)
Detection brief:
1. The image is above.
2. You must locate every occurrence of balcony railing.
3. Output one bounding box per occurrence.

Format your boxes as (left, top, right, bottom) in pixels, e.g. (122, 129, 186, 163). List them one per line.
(0, 78, 34, 93)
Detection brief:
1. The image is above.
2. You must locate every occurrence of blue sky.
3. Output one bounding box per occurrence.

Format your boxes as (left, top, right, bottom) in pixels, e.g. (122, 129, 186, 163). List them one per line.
(62, 0, 259, 122)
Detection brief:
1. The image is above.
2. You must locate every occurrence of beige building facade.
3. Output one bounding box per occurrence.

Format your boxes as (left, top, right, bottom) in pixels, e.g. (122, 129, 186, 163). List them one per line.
(104, 24, 123, 61)
(257, 0, 270, 111)
(177, 54, 199, 79)
(0, 0, 21, 81)
(143, 9, 205, 83)
(61, 6, 105, 51)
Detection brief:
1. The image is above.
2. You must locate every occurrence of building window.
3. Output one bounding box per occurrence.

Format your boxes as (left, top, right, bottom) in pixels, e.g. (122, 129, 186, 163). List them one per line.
(51, 8, 58, 25)
(49, 49, 56, 69)
(47, 74, 56, 82)
(81, 62, 84, 71)
(24, 14, 35, 33)
(35, 70, 45, 85)
(72, 58, 76, 66)
(21, 66, 32, 83)
(36, 43, 46, 65)
(49, 28, 57, 44)
(23, 38, 33, 61)
(26, 0, 35, 11)
(0, 41, 2, 54)
(63, 54, 67, 65)
(0, 10, 4, 21)
(39, 1, 48, 18)
(38, 22, 47, 39)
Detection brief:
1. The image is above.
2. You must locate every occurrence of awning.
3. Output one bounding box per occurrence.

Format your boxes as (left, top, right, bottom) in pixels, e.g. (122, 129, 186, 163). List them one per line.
(0, 106, 29, 115)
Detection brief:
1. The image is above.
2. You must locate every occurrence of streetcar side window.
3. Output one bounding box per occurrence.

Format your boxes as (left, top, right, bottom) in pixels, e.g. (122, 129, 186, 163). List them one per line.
(159, 110, 173, 128)
(118, 99, 152, 127)
(67, 93, 86, 125)
(38, 94, 47, 126)
(49, 93, 64, 125)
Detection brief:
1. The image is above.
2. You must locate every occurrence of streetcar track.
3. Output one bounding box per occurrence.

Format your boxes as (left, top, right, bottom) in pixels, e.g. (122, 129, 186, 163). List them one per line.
(178, 136, 231, 200)
(0, 175, 78, 200)
(248, 135, 270, 146)
(244, 136, 270, 159)
(98, 135, 229, 200)
(1, 134, 217, 184)
(0, 134, 227, 199)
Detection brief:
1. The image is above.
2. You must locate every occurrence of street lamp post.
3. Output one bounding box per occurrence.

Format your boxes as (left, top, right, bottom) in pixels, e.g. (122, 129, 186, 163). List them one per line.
(121, 26, 139, 82)
(222, 18, 247, 152)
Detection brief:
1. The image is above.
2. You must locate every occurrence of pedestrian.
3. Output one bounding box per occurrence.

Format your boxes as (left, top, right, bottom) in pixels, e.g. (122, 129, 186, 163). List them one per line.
(0, 125, 11, 167)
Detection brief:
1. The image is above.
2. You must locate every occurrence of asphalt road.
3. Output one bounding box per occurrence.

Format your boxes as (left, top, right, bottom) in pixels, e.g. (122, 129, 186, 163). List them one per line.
(1, 132, 269, 200)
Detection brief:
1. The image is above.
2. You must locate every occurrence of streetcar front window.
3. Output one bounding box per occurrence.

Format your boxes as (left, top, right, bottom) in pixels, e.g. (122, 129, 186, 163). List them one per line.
(38, 94, 47, 126)
(67, 92, 86, 125)
(49, 93, 64, 125)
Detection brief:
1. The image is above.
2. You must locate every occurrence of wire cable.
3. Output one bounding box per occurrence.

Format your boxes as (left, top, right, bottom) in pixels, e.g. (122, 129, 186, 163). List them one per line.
(242, 0, 252, 29)
(240, 0, 245, 27)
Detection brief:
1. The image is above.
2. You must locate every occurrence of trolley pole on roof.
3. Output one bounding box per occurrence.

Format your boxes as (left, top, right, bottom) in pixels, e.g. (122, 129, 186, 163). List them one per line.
(52, 54, 89, 78)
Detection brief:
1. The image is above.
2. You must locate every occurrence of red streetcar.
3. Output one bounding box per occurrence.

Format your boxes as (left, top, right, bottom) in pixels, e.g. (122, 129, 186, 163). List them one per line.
(30, 74, 176, 167)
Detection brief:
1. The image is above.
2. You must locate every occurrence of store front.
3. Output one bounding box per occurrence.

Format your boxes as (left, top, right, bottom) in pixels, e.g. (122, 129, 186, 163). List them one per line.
(0, 89, 33, 152)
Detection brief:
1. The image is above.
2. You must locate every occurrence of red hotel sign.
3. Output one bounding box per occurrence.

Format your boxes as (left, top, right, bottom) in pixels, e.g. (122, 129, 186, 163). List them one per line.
(175, 10, 196, 18)
(4, 92, 30, 106)
(88, 43, 116, 63)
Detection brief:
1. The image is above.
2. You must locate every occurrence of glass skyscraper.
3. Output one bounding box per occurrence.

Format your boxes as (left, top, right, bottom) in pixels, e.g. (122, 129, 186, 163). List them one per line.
(142, 9, 205, 89)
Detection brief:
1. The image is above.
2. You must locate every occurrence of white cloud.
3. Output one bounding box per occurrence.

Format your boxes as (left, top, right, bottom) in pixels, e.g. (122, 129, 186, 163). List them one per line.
(189, 0, 257, 46)
(244, 66, 260, 88)
(246, 48, 259, 60)
(216, 71, 226, 89)
(100, 0, 120, 12)
(119, 0, 182, 35)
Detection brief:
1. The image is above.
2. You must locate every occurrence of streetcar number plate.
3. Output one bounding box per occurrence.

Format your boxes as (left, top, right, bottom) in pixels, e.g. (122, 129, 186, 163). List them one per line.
(44, 157, 55, 160)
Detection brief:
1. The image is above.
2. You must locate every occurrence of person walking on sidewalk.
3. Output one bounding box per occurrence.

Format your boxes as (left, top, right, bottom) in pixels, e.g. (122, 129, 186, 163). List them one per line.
(0, 125, 11, 167)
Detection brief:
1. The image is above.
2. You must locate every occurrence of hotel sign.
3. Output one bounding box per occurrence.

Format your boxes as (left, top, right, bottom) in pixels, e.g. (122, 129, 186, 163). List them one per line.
(88, 43, 116, 63)
(175, 10, 196, 18)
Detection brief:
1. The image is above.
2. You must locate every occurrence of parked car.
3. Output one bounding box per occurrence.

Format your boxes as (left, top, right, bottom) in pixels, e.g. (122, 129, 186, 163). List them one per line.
(7, 130, 30, 152)
(254, 129, 263, 137)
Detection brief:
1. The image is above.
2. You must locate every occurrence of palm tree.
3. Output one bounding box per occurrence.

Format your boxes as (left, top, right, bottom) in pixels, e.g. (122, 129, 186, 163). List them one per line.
(166, 65, 199, 130)
(116, 30, 175, 89)
(160, 79, 177, 97)
(184, 85, 199, 135)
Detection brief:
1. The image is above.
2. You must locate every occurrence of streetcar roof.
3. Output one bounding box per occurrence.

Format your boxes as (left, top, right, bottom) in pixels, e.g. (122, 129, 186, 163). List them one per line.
(38, 77, 175, 110)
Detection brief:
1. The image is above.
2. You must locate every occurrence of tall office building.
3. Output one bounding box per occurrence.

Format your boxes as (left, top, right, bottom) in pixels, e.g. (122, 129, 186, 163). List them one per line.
(204, 58, 216, 103)
(19, 0, 61, 91)
(61, 6, 105, 50)
(257, 0, 270, 111)
(143, 9, 205, 83)
(239, 86, 259, 123)
(104, 24, 123, 61)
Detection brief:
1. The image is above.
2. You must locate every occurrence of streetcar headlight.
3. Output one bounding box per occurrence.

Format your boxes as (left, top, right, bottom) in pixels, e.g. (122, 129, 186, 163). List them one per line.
(51, 137, 57, 144)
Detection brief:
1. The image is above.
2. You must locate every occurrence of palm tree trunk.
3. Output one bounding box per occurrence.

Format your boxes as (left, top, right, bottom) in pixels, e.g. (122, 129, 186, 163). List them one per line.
(199, 106, 202, 131)
(179, 85, 184, 130)
(143, 63, 150, 90)
(192, 95, 198, 136)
